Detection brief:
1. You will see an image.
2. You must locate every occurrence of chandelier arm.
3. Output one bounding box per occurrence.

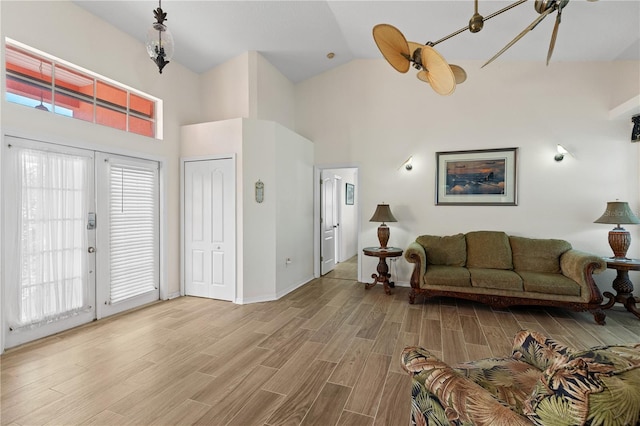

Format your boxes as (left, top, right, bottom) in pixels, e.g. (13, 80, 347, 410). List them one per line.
(429, 0, 528, 47)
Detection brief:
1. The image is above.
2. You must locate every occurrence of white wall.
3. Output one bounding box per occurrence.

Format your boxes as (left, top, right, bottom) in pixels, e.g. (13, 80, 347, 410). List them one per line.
(274, 123, 314, 294)
(295, 59, 640, 295)
(180, 118, 314, 303)
(200, 53, 250, 123)
(1, 0, 202, 300)
(199, 51, 296, 131)
(256, 53, 296, 130)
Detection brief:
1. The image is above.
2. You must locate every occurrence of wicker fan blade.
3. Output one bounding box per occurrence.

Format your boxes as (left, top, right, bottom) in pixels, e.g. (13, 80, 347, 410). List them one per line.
(418, 65, 466, 85)
(450, 65, 467, 84)
(416, 70, 429, 83)
(409, 41, 466, 85)
(546, 7, 562, 65)
(482, 6, 555, 68)
(373, 24, 411, 73)
(421, 46, 455, 95)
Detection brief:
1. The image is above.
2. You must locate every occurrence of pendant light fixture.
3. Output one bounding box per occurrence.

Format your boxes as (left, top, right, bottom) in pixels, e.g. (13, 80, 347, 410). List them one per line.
(145, 0, 174, 74)
(35, 61, 49, 111)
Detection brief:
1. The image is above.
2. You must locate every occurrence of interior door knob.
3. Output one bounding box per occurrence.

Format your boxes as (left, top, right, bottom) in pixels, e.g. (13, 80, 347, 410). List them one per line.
(88, 247, 95, 253)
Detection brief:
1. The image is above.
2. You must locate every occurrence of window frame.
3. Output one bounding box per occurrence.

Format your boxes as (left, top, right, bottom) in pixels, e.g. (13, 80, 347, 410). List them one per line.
(4, 38, 163, 140)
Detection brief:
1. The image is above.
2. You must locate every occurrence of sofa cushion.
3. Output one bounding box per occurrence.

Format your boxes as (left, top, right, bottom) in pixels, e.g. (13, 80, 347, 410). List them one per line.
(518, 271, 580, 296)
(416, 233, 466, 266)
(510, 236, 571, 274)
(424, 265, 471, 288)
(466, 231, 513, 270)
(469, 268, 523, 291)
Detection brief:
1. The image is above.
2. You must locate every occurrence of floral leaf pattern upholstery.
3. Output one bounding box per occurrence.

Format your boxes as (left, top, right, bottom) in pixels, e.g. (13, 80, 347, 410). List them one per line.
(401, 330, 640, 426)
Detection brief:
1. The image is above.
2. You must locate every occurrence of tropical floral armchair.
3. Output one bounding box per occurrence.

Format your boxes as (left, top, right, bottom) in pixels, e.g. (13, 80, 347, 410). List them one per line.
(401, 330, 640, 425)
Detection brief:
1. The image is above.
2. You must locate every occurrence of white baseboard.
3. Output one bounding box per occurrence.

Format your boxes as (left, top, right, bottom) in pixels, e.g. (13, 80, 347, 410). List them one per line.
(235, 276, 314, 305)
(167, 291, 181, 300)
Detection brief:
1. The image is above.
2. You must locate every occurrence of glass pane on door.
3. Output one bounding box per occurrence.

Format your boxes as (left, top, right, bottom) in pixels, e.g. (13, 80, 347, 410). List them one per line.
(4, 141, 93, 333)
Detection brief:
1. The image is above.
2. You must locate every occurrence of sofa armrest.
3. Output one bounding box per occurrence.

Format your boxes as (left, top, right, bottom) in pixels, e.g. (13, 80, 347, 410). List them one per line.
(560, 249, 606, 302)
(401, 346, 531, 426)
(404, 241, 426, 290)
(510, 329, 574, 370)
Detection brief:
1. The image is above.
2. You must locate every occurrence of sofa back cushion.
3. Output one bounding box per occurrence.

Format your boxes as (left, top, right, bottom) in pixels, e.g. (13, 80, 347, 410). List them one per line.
(416, 233, 466, 266)
(465, 231, 513, 270)
(509, 236, 571, 273)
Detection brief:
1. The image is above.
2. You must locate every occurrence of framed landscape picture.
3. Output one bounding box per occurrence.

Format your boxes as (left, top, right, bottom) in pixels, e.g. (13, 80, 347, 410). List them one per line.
(345, 183, 355, 205)
(435, 147, 518, 206)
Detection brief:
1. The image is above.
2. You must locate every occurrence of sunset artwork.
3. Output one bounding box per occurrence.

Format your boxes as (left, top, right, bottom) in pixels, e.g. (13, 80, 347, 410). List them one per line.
(445, 158, 506, 195)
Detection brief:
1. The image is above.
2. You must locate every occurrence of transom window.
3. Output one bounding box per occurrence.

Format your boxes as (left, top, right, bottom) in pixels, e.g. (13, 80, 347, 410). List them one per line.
(4, 38, 161, 139)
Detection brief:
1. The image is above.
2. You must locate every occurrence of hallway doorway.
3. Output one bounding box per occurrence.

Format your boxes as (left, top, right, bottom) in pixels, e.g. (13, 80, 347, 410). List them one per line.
(322, 255, 357, 280)
(314, 166, 359, 281)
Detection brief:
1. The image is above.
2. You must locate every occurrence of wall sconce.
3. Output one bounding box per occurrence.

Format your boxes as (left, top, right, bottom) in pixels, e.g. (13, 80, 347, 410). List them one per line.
(632, 114, 640, 142)
(399, 155, 413, 171)
(554, 144, 570, 161)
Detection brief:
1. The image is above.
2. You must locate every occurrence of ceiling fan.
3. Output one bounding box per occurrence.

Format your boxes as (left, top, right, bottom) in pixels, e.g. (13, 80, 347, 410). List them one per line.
(372, 24, 465, 96)
(483, 0, 570, 68)
(373, 0, 572, 95)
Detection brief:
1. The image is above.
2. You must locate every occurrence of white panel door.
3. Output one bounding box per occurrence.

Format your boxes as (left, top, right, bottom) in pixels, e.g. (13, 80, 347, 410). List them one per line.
(320, 171, 337, 275)
(184, 158, 235, 301)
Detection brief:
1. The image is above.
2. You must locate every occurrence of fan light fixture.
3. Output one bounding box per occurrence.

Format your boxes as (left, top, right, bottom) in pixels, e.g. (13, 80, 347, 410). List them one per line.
(35, 61, 49, 111)
(145, 0, 174, 74)
(373, 0, 577, 94)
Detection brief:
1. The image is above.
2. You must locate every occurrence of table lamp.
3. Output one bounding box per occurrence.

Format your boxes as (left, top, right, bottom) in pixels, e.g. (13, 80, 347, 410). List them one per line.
(594, 201, 640, 259)
(369, 203, 397, 249)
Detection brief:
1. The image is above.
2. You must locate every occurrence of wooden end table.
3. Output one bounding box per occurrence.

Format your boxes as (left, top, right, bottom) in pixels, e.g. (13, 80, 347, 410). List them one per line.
(363, 246, 403, 295)
(600, 257, 640, 320)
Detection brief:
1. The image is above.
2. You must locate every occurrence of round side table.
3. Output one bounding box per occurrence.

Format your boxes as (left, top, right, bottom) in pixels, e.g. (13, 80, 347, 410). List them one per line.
(363, 246, 403, 295)
(600, 257, 640, 320)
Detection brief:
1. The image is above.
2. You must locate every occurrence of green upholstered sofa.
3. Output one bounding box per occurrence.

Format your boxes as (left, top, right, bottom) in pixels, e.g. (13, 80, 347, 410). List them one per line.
(405, 231, 608, 324)
(401, 329, 640, 425)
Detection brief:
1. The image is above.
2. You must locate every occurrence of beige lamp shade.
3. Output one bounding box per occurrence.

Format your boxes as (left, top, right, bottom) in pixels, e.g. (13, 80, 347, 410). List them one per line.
(594, 201, 640, 259)
(369, 204, 397, 223)
(594, 201, 640, 225)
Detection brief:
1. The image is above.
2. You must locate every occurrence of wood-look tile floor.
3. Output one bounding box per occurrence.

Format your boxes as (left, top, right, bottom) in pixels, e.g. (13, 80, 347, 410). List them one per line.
(2, 256, 639, 426)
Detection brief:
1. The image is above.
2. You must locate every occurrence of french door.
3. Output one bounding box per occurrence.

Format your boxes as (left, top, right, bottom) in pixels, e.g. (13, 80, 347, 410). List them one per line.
(3, 137, 159, 348)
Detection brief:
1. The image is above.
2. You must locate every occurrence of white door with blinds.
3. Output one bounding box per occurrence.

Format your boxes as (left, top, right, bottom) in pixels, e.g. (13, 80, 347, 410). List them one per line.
(2, 137, 160, 348)
(95, 153, 159, 318)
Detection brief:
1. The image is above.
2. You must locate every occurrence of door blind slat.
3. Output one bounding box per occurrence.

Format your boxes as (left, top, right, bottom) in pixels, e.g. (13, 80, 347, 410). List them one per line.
(108, 163, 158, 304)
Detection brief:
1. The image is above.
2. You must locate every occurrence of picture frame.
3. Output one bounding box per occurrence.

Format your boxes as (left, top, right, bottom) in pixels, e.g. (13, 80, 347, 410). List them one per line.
(435, 147, 518, 206)
(345, 183, 355, 205)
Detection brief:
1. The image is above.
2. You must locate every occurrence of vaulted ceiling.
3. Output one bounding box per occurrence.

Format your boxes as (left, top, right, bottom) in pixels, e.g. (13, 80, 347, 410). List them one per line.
(74, 1, 640, 83)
